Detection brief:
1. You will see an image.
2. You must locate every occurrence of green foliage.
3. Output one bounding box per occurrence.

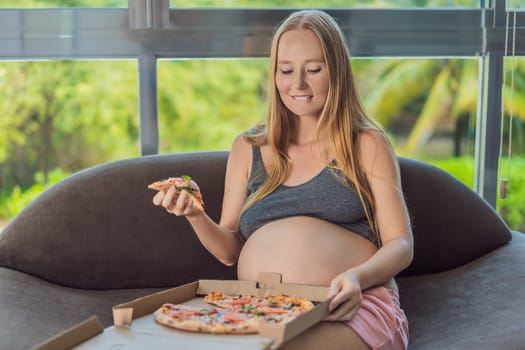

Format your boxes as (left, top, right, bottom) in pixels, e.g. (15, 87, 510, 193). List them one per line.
(0, 168, 68, 219)
(1, 0, 482, 8)
(170, 0, 480, 7)
(0, 60, 138, 190)
(157, 59, 268, 152)
(496, 158, 525, 232)
(360, 57, 525, 157)
(429, 156, 525, 231)
(428, 156, 474, 187)
(0, 0, 127, 7)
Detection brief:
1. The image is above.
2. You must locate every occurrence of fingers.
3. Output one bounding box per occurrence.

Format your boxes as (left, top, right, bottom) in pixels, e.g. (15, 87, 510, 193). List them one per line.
(325, 291, 361, 321)
(161, 187, 177, 209)
(325, 272, 362, 322)
(173, 190, 192, 215)
(153, 187, 201, 217)
(327, 286, 352, 314)
(327, 276, 350, 311)
(152, 190, 165, 206)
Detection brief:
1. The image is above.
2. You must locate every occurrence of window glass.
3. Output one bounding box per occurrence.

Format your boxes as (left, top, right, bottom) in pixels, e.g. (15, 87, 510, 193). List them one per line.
(497, 56, 525, 232)
(158, 58, 479, 176)
(0, 60, 138, 224)
(0, 0, 127, 8)
(170, 0, 481, 8)
(158, 59, 267, 152)
(506, 4, 525, 11)
(355, 58, 479, 161)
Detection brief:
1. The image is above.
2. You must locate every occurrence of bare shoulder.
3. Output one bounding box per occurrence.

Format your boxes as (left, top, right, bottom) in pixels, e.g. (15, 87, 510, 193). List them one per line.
(356, 128, 398, 177)
(224, 133, 254, 197)
(221, 134, 253, 229)
(356, 128, 392, 151)
(228, 134, 253, 170)
(231, 133, 253, 151)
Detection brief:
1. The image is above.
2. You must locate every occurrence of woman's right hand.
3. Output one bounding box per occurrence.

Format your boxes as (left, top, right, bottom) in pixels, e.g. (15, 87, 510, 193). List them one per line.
(152, 187, 204, 218)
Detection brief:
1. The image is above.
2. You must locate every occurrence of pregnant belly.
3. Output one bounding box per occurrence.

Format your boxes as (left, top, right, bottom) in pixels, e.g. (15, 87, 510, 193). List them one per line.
(237, 216, 378, 286)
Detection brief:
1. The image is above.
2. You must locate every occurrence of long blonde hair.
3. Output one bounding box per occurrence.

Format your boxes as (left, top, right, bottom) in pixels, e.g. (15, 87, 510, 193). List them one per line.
(243, 10, 383, 243)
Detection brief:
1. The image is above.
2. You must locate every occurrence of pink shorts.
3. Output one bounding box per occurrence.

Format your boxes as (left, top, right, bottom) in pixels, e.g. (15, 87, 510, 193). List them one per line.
(346, 287, 409, 350)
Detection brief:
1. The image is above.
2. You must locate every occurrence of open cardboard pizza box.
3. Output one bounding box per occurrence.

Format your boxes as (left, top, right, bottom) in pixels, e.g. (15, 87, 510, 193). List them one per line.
(33, 273, 330, 350)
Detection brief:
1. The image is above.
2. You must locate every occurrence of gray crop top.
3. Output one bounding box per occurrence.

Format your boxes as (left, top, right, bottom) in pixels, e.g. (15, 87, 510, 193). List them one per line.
(238, 146, 377, 246)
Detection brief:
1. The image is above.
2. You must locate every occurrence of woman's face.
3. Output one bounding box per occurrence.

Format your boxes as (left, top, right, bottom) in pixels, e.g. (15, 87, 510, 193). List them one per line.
(275, 29, 329, 120)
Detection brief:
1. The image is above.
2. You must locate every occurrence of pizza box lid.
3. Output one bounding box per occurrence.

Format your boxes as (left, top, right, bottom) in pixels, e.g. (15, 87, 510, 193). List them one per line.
(32, 273, 330, 350)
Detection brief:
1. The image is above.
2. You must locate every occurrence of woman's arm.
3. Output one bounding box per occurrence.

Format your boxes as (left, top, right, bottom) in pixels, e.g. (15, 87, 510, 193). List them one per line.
(153, 134, 252, 266)
(351, 129, 414, 288)
(326, 129, 413, 320)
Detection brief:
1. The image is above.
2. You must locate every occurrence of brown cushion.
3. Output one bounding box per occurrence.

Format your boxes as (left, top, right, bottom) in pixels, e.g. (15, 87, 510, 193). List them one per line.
(397, 157, 512, 275)
(0, 151, 235, 289)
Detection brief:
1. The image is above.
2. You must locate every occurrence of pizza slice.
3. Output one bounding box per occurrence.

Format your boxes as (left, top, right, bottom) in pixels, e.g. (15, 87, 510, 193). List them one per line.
(148, 175, 204, 210)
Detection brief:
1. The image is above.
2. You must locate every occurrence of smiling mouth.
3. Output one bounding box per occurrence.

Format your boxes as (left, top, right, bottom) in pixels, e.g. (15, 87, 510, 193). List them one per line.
(292, 95, 313, 101)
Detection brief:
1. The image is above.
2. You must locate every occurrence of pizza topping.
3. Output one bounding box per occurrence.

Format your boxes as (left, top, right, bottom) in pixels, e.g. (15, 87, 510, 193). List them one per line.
(229, 297, 252, 306)
(240, 304, 253, 313)
(283, 303, 296, 310)
(252, 309, 265, 316)
(180, 175, 192, 182)
(198, 308, 218, 316)
(223, 312, 248, 323)
(257, 307, 289, 315)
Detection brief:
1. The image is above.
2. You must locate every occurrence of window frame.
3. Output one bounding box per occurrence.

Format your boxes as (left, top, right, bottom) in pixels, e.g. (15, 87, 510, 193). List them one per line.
(1, 0, 523, 207)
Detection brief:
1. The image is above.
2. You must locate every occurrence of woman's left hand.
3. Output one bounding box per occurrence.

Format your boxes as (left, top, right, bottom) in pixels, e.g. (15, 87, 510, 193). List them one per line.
(324, 271, 362, 321)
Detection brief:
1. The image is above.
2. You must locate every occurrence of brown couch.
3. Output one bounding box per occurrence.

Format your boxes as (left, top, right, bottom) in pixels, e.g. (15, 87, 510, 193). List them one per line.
(0, 151, 523, 349)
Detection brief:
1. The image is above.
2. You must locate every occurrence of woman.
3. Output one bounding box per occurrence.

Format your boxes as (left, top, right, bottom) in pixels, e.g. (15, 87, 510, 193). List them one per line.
(153, 9, 413, 350)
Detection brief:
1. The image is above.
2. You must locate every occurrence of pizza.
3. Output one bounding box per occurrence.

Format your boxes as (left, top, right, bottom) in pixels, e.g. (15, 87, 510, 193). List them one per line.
(154, 292, 315, 334)
(147, 175, 204, 209)
(154, 303, 260, 334)
(204, 292, 315, 317)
